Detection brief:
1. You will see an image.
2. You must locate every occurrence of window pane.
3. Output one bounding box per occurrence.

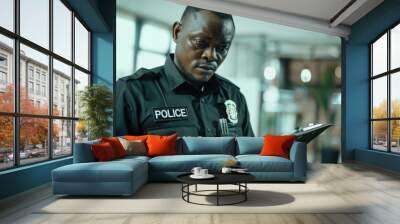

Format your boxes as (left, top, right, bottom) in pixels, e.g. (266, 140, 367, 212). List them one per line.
(117, 13, 136, 79)
(74, 18, 89, 70)
(391, 72, 400, 118)
(391, 120, 400, 153)
(136, 51, 165, 71)
(0, 116, 13, 170)
(139, 23, 170, 53)
(53, 0, 72, 60)
(372, 121, 388, 151)
(0, 0, 14, 31)
(0, 35, 14, 112)
(53, 59, 72, 117)
(75, 120, 88, 143)
(53, 119, 72, 157)
(20, 117, 49, 165)
(20, 44, 49, 115)
(372, 33, 387, 76)
(372, 77, 387, 119)
(74, 69, 89, 118)
(20, 0, 49, 49)
(391, 24, 400, 70)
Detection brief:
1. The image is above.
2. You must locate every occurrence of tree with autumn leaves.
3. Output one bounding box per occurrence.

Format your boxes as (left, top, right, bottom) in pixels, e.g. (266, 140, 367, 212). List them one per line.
(0, 84, 59, 153)
(372, 99, 400, 142)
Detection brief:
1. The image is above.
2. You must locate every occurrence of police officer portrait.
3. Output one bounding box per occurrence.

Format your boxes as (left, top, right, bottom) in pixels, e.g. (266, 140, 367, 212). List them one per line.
(115, 6, 254, 137)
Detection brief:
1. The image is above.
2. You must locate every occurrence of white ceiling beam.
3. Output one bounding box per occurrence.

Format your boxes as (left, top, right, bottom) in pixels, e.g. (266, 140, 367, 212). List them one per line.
(168, 0, 351, 38)
(330, 0, 368, 28)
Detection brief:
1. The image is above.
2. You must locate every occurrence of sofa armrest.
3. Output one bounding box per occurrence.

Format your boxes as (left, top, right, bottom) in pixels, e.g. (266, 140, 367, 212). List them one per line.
(289, 141, 307, 181)
(73, 140, 100, 163)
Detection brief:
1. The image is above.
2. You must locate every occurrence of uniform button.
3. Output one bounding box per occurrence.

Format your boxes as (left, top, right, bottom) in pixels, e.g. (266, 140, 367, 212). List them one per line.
(200, 99, 204, 103)
(207, 128, 211, 132)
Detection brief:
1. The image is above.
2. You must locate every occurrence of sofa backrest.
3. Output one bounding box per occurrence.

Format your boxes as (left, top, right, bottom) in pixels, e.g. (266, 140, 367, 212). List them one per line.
(74, 136, 265, 162)
(73, 139, 100, 163)
(236, 137, 263, 155)
(178, 137, 236, 155)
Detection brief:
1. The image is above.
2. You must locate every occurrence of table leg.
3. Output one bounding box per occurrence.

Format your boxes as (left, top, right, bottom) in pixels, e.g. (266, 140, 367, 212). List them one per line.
(217, 184, 219, 206)
(245, 183, 247, 201)
(195, 184, 197, 192)
(187, 184, 190, 202)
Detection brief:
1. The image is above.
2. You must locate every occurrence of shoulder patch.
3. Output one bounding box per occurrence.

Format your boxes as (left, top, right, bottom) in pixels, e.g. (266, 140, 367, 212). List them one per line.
(215, 74, 240, 90)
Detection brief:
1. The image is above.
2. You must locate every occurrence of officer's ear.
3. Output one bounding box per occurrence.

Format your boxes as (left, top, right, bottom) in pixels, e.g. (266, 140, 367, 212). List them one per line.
(172, 22, 182, 43)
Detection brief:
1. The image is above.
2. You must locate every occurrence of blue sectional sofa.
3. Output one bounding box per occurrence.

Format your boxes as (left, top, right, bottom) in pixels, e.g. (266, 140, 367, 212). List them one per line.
(52, 137, 307, 196)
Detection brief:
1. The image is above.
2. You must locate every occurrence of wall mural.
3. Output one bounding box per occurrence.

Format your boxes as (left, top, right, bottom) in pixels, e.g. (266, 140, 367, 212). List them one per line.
(115, 0, 341, 160)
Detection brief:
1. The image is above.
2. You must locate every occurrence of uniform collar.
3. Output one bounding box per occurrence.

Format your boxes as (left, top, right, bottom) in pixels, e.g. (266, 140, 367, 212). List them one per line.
(164, 54, 220, 93)
(164, 54, 186, 91)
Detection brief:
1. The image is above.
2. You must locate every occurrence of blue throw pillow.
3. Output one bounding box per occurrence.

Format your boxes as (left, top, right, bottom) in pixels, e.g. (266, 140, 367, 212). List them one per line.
(236, 137, 263, 155)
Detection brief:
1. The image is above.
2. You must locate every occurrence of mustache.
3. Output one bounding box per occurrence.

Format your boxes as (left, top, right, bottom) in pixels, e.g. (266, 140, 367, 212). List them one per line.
(196, 61, 218, 71)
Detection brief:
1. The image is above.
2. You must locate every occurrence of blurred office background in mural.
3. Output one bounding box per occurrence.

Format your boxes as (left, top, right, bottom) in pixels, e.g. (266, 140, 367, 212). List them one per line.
(116, 0, 341, 162)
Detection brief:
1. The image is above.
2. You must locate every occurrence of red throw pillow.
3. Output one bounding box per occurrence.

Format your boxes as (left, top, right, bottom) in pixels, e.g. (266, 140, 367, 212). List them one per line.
(101, 137, 126, 158)
(146, 134, 177, 157)
(91, 142, 118, 161)
(260, 135, 296, 159)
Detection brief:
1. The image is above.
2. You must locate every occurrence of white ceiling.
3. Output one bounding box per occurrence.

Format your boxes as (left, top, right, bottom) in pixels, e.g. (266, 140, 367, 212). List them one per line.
(117, 0, 383, 58)
(169, 0, 384, 37)
(225, 0, 353, 22)
(118, 0, 340, 45)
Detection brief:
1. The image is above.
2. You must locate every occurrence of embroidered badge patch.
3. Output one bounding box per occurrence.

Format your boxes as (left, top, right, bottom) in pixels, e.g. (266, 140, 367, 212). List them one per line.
(153, 107, 189, 122)
(224, 100, 238, 124)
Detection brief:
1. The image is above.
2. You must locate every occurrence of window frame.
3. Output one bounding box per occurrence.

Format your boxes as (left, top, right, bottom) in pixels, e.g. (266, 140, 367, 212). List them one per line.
(0, 0, 92, 171)
(370, 20, 400, 154)
(132, 18, 172, 73)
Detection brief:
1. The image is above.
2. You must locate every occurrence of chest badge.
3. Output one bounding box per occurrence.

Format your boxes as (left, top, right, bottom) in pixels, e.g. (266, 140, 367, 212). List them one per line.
(224, 100, 238, 124)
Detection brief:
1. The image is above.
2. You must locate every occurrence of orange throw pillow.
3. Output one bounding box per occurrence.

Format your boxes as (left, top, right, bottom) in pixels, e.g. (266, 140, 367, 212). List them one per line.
(260, 135, 296, 159)
(91, 142, 117, 161)
(124, 135, 149, 141)
(101, 137, 126, 158)
(146, 134, 177, 157)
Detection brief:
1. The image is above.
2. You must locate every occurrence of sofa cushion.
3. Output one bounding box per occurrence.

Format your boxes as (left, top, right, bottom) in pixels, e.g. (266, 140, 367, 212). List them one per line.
(180, 137, 235, 155)
(148, 154, 235, 172)
(101, 137, 127, 158)
(260, 135, 296, 159)
(91, 142, 118, 161)
(115, 155, 150, 163)
(118, 138, 147, 156)
(236, 137, 263, 155)
(53, 158, 147, 183)
(236, 155, 293, 172)
(147, 134, 177, 157)
(124, 135, 149, 141)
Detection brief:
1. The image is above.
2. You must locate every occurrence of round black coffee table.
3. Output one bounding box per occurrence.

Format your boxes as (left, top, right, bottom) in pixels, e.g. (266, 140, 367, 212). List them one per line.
(177, 173, 255, 206)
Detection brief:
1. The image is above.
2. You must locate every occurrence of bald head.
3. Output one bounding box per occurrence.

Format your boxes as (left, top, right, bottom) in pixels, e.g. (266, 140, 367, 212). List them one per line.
(172, 7, 235, 84)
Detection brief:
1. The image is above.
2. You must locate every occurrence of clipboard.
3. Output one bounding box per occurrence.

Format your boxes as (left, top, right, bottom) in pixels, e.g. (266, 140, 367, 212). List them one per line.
(293, 123, 333, 143)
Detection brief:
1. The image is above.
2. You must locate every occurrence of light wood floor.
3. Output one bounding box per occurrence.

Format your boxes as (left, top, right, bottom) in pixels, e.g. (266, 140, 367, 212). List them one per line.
(1, 162, 400, 224)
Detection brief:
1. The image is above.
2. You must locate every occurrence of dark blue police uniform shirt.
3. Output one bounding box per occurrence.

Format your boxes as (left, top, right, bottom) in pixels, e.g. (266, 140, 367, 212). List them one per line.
(115, 54, 254, 137)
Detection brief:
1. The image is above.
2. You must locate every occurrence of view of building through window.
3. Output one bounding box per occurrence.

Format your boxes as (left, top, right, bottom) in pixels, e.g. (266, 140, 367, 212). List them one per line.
(371, 23, 400, 153)
(0, 0, 91, 170)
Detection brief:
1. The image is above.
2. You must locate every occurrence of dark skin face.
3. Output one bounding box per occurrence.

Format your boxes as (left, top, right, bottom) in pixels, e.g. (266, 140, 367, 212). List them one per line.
(172, 10, 235, 85)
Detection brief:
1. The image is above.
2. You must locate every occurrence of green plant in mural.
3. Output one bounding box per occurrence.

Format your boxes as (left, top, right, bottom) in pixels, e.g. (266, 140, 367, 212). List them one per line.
(79, 84, 113, 140)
